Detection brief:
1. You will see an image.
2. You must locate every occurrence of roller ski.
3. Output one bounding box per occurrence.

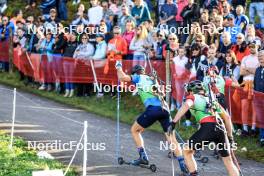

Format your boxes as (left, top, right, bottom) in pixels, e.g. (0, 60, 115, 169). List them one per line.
(117, 157, 157, 172)
(194, 151, 209, 164)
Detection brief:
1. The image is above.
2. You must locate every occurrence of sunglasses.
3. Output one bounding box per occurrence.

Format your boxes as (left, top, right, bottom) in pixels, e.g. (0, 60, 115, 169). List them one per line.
(196, 40, 202, 42)
(158, 34, 164, 37)
(169, 38, 176, 41)
(114, 32, 120, 35)
(236, 37, 242, 39)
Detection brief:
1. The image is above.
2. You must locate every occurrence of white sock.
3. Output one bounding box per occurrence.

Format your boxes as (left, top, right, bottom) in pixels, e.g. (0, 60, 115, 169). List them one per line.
(243, 125, 248, 132)
(251, 124, 256, 131)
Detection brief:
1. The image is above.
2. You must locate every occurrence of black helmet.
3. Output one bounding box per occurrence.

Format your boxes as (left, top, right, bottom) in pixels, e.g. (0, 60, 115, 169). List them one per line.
(131, 65, 145, 75)
(185, 80, 205, 93)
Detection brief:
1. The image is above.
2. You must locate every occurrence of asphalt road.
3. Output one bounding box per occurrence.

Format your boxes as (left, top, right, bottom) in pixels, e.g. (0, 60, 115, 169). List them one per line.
(0, 84, 263, 176)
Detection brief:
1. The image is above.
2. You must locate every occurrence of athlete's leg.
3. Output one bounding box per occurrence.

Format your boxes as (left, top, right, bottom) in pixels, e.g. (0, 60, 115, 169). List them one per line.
(183, 146, 197, 173)
(222, 156, 239, 176)
(165, 132, 182, 156)
(131, 121, 145, 148)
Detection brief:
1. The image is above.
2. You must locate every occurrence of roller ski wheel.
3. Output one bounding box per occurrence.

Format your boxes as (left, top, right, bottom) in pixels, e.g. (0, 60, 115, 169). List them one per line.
(167, 151, 176, 158)
(118, 157, 124, 165)
(117, 157, 157, 172)
(149, 164, 157, 172)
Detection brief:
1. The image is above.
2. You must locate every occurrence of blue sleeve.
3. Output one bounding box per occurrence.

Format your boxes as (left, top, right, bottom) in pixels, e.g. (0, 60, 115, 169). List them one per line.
(131, 75, 140, 84)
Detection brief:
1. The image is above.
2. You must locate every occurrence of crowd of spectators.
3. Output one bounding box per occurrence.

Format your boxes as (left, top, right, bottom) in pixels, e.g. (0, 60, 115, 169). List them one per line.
(0, 0, 264, 146)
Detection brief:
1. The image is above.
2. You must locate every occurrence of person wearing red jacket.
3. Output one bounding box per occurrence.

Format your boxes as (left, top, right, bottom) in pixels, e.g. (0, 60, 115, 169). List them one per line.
(104, 26, 128, 74)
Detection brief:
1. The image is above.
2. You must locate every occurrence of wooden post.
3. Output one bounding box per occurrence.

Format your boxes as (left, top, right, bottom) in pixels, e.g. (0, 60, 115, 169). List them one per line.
(165, 48, 171, 107)
(8, 27, 14, 73)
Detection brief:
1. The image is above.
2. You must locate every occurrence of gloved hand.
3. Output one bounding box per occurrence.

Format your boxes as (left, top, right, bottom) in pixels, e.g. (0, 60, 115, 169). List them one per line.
(167, 121, 176, 134)
(228, 136, 235, 149)
(115, 60, 122, 70)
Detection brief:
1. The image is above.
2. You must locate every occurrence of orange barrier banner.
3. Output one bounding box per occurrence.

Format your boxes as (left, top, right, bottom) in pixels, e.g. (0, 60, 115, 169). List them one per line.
(10, 48, 264, 129)
(0, 41, 9, 62)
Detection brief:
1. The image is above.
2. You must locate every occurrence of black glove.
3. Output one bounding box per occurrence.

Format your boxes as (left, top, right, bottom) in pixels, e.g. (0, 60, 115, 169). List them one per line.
(228, 136, 235, 149)
(167, 121, 176, 134)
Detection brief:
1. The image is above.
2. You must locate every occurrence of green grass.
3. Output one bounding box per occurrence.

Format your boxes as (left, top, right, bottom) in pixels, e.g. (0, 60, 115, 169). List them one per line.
(0, 71, 264, 163)
(0, 131, 77, 176)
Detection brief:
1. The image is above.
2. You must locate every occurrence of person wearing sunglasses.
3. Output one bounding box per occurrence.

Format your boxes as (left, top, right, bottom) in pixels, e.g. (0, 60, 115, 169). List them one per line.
(104, 26, 128, 74)
(162, 33, 179, 59)
(253, 50, 264, 147)
(240, 40, 260, 137)
(73, 34, 95, 59)
(231, 33, 250, 63)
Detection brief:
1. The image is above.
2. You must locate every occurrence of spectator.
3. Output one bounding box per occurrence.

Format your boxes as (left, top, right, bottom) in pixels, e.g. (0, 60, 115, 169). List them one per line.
(44, 8, 60, 33)
(71, 4, 89, 25)
(245, 24, 261, 45)
(175, 0, 188, 38)
(185, 43, 205, 78)
(0, 16, 14, 72)
(88, 0, 103, 25)
(152, 30, 166, 60)
(196, 45, 224, 81)
(13, 28, 27, 48)
(38, 31, 55, 91)
(249, 0, 264, 29)
(222, 1, 232, 27)
(40, 0, 57, 19)
(91, 34, 107, 60)
(104, 26, 127, 73)
(224, 14, 241, 44)
(199, 10, 210, 44)
(240, 40, 260, 136)
(162, 33, 179, 60)
(58, 0, 68, 21)
(254, 50, 264, 147)
(26, 0, 36, 10)
(185, 22, 201, 46)
(122, 20, 135, 60)
(218, 31, 233, 60)
(87, 24, 97, 46)
(109, 0, 120, 15)
(172, 46, 189, 109)
(193, 33, 209, 57)
(0, 16, 15, 41)
(118, 5, 136, 33)
(130, 24, 149, 67)
(63, 32, 78, 97)
(102, 1, 115, 32)
(10, 9, 26, 26)
(73, 34, 95, 59)
(131, 0, 151, 26)
(235, 5, 249, 34)
(202, 0, 218, 11)
(0, 0, 7, 14)
(159, 0, 177, 30)
(231, 33, 250, 63)
(52, 23, 67, 92)
(180, 0, 200, 43)
(220, 49, 240, 82)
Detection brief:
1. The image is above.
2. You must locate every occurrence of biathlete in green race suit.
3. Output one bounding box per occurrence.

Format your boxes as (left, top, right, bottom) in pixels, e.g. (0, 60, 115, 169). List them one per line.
(115, 61, 188, 173)
(168, 80, 239, 176)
